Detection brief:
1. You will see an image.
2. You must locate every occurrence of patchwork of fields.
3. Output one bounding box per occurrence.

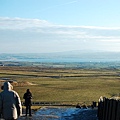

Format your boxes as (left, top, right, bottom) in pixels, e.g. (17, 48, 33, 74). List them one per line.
(0, 65, 120, 106)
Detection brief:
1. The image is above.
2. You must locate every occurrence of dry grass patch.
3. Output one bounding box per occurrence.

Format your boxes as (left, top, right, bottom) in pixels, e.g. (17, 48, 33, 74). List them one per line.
(0, 66, 120, 106)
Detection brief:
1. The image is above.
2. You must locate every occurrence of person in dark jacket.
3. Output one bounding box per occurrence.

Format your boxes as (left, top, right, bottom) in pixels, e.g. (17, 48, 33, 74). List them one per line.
(23, 89, 32, 116)
(0, 82, 22, 120)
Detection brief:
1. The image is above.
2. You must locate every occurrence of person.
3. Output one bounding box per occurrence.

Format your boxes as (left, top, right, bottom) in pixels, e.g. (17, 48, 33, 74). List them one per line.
(23, 89, 32, 116)
(0, 82, 22, 120)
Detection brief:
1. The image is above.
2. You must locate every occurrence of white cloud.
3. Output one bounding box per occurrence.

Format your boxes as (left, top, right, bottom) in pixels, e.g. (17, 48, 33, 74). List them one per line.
(0, 17, 120, 53)
(100, 39, 120, 42)
(0, 17, 53, 29)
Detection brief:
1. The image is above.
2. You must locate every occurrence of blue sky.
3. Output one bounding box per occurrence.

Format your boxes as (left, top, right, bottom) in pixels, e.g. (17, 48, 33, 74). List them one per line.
(0, 0, 120, 53)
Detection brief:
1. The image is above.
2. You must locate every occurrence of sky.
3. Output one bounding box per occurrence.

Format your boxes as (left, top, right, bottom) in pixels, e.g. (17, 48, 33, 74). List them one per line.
(0, 0, 120, 53)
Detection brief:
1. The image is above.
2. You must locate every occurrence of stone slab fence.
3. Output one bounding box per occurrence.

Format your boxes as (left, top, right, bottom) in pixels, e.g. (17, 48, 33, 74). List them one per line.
(97, 96, 120, 120)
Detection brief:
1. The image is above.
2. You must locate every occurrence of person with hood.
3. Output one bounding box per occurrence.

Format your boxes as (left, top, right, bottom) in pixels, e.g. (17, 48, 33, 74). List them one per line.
(0, 82, 22, 120)
(23, 89, 32, 116)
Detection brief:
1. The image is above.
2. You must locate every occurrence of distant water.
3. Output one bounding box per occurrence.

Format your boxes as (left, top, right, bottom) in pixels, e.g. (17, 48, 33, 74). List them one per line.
(1, 58, 120, 63)
(0, 52, 120, 63)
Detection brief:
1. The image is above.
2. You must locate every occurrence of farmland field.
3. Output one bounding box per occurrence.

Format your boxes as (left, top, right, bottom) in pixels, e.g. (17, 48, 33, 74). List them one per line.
(0, 64, 120, 106)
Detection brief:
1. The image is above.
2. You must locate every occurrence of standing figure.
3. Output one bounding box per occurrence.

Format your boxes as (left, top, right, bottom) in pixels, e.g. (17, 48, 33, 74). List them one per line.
(0, 82, 22, 120)
(23, 89, 32, 116)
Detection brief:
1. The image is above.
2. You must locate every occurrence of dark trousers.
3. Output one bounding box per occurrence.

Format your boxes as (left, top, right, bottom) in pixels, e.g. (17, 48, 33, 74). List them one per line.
(26, 105, 31, 116)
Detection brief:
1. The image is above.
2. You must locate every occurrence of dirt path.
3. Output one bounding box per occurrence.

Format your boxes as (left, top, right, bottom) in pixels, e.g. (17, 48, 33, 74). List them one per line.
(18, 107, 98, 120)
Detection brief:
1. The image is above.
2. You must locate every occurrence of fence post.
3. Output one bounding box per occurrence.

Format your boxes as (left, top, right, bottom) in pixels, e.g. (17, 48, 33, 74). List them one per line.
(102, 97, 107, 120)
(98, 96, 104, 120)
(104, 98, 109, 120)
(111, 99, 117, 120)
(107, 99, 113, 120)
(116, 100, 120, 120)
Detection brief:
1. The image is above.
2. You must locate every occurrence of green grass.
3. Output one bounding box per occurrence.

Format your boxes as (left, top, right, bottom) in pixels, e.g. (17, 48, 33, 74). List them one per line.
(0, 66, 120, 106)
